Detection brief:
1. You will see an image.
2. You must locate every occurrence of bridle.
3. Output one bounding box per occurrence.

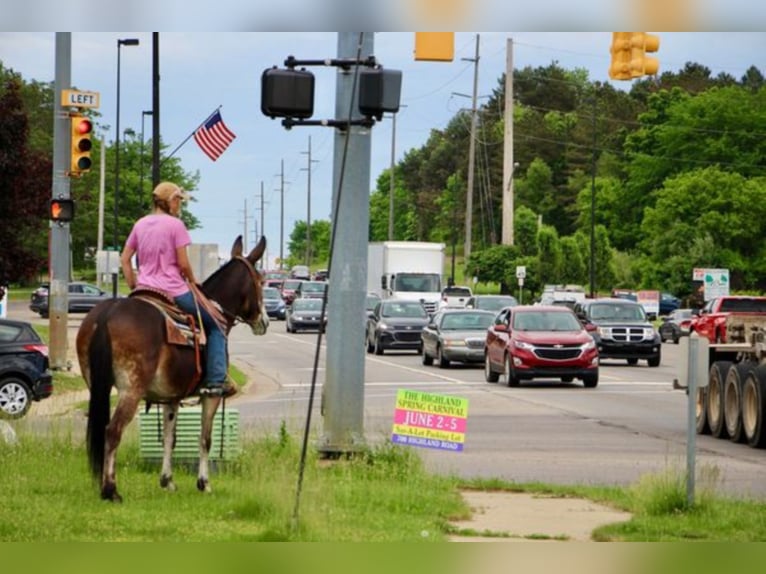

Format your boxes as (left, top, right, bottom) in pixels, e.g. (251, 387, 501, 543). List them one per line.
(215, 256, 265, 330)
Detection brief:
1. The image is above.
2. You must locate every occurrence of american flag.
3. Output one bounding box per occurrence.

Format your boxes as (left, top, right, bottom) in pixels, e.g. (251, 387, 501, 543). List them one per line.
(193, 110, 236, 161)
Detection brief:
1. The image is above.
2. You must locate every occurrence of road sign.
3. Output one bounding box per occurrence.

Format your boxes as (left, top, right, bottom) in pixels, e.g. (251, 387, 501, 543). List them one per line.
(516, 265, 526, 279)
(61, 89, 100, 108)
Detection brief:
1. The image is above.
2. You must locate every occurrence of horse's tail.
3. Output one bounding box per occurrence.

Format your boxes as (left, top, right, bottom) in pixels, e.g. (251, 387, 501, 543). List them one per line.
(86, 317, 115, 481)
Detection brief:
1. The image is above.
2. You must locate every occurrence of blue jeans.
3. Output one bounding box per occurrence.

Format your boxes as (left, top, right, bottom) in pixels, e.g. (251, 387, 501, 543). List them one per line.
(175, 291, 227, 385)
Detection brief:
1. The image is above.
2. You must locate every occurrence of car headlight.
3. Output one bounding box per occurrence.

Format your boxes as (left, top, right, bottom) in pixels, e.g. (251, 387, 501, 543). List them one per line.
(581, 339, 596, 351)
(513, 340, 534, 351)
(444, 340, 467, 347)
(378, 322, 389, 330)
(644, 327, 656, 338)
(598, 326, 612, 338)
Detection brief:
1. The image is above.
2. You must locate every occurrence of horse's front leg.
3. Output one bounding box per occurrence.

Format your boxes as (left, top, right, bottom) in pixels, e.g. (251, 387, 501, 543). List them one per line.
(197, 396, 222, 492)
(160, 403, 180, 491)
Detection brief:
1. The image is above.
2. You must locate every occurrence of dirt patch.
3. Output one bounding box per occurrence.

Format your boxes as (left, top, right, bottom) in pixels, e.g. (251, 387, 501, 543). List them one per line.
(448, 491, 632, 542)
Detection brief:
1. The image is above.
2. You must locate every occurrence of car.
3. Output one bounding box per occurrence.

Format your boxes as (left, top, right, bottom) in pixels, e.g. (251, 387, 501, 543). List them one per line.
(465, 294, 519, 312)
(262, 286, 287, 320)
(659, 308, 695, 344)
(264, 278, 284, 290)
(659, 292, 681, 316)
(0, 317, 53, 419)
(290, 265, 311, 280)
(365, 292, 382, 318)
(29, 282, 50, 313)
(313, 269, 329, 281)
(366, 299, 429, 355)
(280, 279, 303, 306)
(32, 281, 112, 318)
(573, 298, 661, 367)
(438, 285, 473, 309)
(286, 297, 327, 333)
(421, 309, 496, 368)
(295, 280, 327, 300)
(484, 305, 599, 387)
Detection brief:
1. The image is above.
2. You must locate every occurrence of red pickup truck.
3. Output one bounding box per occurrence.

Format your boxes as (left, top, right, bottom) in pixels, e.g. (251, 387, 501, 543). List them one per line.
(692, 296, 766, 343)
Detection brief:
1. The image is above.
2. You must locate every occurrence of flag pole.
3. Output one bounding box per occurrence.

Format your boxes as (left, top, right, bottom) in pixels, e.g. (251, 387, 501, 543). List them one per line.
(160, 105, 222, 165)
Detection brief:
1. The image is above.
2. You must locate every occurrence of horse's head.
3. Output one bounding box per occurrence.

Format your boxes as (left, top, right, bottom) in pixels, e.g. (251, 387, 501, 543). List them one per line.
(204, 235, 269, 336)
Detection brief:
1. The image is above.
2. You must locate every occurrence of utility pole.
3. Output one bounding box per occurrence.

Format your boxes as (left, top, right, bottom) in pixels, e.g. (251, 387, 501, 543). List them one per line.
(464, 34, 480, 261)
(301, 135, 319, 267)
(49, 32, 72, 370)
(589, 96, 597, 299)
(256, 181, 266, 266)
(151, 33, 160, 189)
(241, 198, 248, 252)
(321, 32, 373, 456)
(502, 37, 515, 246)
(277, 159, 287, 269)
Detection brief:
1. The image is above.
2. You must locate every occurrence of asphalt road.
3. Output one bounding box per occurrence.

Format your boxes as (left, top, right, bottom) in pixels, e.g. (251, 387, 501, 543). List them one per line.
(10, 300, 766, 500)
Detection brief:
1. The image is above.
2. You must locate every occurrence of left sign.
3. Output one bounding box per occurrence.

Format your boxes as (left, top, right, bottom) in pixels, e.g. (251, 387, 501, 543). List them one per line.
(61, 89, 100, 108)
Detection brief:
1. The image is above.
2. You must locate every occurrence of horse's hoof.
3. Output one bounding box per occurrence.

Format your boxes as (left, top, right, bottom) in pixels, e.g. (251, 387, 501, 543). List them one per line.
(196, 478, 211, 493)
(101, 485, 122, 503)
(160, 475, 177, 491)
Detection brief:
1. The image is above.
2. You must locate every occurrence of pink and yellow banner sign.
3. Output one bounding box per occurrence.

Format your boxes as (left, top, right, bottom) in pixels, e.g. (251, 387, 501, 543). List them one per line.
(391, 389, 468, 452)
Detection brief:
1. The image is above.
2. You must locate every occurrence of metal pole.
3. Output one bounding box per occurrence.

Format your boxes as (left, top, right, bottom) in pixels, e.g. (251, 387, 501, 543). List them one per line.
(686, 334, 698, 507)
(589, 96, 597, 299)
(151, 33, 160, 189)
(301, 136, 318, 267)
(502, 37, 515, 246)
(49, 32, 71, 370)
(140, 110, 152, 210)
(320, 32, 373, 456)
(280, 159, 284, 269)
(388, 112, 396, 241)
(464, 34, 480, 261)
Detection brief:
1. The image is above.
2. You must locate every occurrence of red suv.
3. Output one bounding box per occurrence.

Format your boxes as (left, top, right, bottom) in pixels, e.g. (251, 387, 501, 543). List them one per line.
(484, 305, 599, 388)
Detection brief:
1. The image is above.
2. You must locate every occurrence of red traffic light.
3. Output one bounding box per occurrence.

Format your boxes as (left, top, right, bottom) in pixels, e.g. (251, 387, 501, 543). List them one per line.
(70, 114, 93, 175)
(74, 118, 93, 135)
(50, 198, 75, 222)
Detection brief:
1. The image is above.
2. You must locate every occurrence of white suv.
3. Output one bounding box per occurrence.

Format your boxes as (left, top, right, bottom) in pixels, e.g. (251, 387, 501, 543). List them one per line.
(439, 286, 473, 309)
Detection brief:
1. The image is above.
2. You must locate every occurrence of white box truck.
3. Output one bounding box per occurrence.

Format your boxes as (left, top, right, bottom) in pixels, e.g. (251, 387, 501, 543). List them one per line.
(367, 241, 445, 314)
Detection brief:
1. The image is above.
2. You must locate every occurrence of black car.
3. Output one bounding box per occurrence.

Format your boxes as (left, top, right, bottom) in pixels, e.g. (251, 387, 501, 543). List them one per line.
(465, 295, 518, 313)
(286, 298, 327, 333)
(366, 299, 429, 355)
(0, 318, 53, 419)
(573, 298, 661, 367)
(658, 308, 695, 344)
(32, 281, 112, 318)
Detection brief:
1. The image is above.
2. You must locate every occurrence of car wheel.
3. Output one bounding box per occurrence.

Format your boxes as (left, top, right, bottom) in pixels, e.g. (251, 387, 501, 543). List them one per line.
(561, 376, 574, 383)
(505, 354, 520, 387)
(627, 358, 639, 366)
(422, 348, 433, 366)
(659, 330, 666, 343)
(374, 336, 384, 355)
(484, 352, 499, 383)
(647, 354, 661, 367)
(673, 331, 680, 344)
(436, 346, 450, 369)
(582, 371, 599, 388)
(366, 333, 374, 354)
(0, 377, 32, 419)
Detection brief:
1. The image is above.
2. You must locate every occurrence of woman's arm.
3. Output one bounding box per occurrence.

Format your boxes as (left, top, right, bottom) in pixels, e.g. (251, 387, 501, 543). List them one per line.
(121, 244, 137, 290)
(176, 245, 197, 285)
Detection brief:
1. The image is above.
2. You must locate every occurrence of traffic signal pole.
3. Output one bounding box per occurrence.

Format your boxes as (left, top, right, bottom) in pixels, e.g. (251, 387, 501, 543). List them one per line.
(50, 33, 72, 370)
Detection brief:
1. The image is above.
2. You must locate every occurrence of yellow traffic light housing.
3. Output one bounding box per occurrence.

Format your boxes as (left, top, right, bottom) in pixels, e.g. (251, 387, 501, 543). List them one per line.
(50, 198, 75, 222)
(414, 32, 455, 62)
(629, 32, 660, 78)
(70, 113, 93, 176)
(609, 32, 632, 80)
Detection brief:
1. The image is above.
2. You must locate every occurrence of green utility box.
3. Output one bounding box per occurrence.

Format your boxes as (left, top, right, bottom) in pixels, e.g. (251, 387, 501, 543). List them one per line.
(139, 406, 240, 463)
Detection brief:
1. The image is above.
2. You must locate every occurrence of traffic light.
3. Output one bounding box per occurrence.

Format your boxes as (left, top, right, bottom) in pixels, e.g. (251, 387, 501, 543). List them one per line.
(358, 68, 403, 120)
(50, 198, 75, 223)
(414, 32, 455, 62)
(609, 32, 632, 80)
(70, 113, 93, 175)
(629, 32, 660, 78)
(261, 67, 315, 119)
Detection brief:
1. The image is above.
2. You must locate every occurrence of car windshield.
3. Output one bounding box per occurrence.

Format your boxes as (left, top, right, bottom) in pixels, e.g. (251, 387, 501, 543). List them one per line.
(302, 282, 326, 293)
(589, 303, 646, 321)
(365, 295, 381, 310)
(440, 312, 494, 330)
(394, 274, 440, 293)
(381, 302, 427, 318)
(474, 296, 517, 311)
(513, 311, 582, 331)
(282, 280, 302, 290)
(263, 287, 281, 299)
(293, 299, 323, 311)
(719, 298, 766, 313)
(443, 287, 471, 297)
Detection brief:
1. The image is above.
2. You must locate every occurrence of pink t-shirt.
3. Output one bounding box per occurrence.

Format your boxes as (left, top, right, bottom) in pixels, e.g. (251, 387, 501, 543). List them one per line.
(126, 214, 192, 297)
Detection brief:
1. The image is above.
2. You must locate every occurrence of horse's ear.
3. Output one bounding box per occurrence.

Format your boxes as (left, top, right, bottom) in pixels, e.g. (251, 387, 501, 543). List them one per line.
(231, 236, 244, 258)
(247, 236, 267, 265)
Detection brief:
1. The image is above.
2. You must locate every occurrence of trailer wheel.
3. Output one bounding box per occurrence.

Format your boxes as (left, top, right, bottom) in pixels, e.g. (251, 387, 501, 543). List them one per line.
(696, 386, 710, 435)
(707, 361, 732, 439)
(724, 362, 754, 443)
(742, 365, 766, 449)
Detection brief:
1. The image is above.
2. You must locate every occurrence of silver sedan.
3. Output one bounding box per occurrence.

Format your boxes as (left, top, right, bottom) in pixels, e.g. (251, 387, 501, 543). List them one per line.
(421, 309, 496, 368)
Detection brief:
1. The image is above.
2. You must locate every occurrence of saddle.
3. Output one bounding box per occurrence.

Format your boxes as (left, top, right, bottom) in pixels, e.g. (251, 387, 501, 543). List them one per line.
(130, 288, 205, 394)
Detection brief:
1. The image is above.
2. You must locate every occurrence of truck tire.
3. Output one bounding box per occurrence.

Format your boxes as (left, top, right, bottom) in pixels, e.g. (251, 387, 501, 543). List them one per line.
(695, 386, 710, 435)
(484, 353, 499, 383)
(742, 365, 766, 448)
(724, 362, 754, 443)
(707, 361, 732, 439)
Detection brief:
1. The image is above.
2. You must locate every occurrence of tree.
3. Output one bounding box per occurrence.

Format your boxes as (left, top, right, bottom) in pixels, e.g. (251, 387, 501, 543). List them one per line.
(287, 219, 331, 267)
(536, 225, 561, 287)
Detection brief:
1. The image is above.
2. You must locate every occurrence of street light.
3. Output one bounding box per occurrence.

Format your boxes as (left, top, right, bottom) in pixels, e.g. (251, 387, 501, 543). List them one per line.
(113, 37, 139, 298)
(140, 110, 153, 210)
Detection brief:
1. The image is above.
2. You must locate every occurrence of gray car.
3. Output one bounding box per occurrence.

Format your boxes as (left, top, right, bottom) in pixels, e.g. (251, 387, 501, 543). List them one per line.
(421, 309, 496, 368)
(286, 298, 327, 333)
(32, 281, 112, 318)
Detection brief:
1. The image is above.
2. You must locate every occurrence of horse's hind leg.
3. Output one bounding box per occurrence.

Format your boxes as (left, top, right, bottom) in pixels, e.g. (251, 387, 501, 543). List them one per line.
(102, 394, 141, 502)
(160, 403, 180, 491)
(197, 396, 222, 493)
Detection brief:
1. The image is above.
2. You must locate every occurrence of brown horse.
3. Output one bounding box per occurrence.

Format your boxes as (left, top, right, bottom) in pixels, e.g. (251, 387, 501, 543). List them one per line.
(77, 236, 267, 501)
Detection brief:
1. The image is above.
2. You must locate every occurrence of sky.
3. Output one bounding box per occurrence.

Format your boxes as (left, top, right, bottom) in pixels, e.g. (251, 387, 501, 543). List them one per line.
(0, 32, 764, 267)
